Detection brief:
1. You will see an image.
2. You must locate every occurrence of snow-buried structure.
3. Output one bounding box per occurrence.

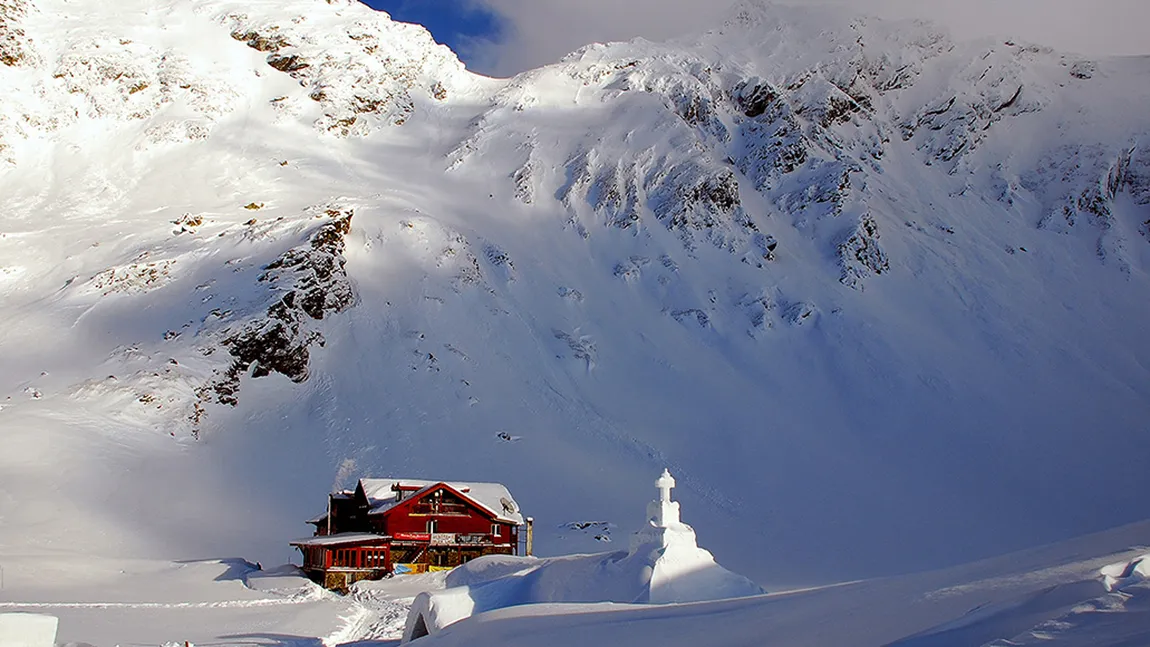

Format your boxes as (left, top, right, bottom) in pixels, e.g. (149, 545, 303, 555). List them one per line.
(400, 469, 763, 642)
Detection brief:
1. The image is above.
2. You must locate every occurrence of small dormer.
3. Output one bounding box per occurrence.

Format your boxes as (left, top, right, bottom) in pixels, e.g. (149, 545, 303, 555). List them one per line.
(392, 482, 422, 502)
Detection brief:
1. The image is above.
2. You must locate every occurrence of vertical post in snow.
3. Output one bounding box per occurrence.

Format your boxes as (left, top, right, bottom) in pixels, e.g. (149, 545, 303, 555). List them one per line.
(327, 493, 333, 536)
(525, 517, 534, 556)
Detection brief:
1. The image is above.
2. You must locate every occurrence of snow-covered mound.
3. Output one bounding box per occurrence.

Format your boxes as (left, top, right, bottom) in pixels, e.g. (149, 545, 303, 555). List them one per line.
(0, 614, 57, 647)
(2, 0, 1150, 627)
(401, 521, 1150, 647)
(1101, 553, 1150, 592)
(401, 470, 763, 642)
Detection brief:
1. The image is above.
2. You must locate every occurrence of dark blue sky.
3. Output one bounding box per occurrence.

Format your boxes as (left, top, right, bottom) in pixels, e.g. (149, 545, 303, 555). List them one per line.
(360, 0, 502, 66)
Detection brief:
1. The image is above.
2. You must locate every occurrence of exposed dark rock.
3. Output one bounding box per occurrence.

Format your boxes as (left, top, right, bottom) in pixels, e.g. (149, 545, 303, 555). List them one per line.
(267, 54, 309, 73)
(230, 29, 290, 53)
(224, 294, 314, 382)
(733, 78, 778, 118)
(735, 100, 809, 189)
(0, 0, 32, 67)
(261, 213, 354, 320)
(783, 302, 817, 326)
(203, 210, 355, 408)
(838, 214, 889, 289)
(649, 165, 755, 252)
(671, 308, 710, 327)
(994, 86, 1023, 113)
(512, 157, 538, 205)
(1069, 61, 1095, 80)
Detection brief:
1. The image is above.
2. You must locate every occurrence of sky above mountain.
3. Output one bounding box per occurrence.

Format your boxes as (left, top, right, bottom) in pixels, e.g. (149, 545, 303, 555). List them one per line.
(365, 0, 1150, 77)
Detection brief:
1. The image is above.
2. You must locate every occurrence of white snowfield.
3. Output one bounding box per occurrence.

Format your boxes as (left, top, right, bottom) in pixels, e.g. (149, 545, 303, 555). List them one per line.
(1, 0, 1150, 644)
(0, 522, 1147, 645)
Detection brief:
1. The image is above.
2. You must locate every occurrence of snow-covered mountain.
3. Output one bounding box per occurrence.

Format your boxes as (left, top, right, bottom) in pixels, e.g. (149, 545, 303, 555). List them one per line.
(2, 0, 1149, 598)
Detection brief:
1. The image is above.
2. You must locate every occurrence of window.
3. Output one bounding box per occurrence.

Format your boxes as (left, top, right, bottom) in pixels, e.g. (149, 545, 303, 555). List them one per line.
(491, 524, 500, 538)
(427, 519, 437, 533)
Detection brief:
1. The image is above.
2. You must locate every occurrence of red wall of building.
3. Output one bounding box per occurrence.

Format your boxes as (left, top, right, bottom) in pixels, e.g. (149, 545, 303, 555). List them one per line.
(372, 486, 516, 545)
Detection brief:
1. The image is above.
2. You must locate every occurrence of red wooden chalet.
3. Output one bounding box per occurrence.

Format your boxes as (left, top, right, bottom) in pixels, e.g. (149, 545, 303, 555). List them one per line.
(292, 477, 527, 591)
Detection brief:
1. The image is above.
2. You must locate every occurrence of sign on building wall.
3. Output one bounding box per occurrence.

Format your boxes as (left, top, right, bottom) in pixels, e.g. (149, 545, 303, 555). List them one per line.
(394, 532, 431, 541)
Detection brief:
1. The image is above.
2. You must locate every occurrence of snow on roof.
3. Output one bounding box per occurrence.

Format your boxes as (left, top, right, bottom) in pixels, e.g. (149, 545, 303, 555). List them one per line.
(359, 478, 524, 524)
(289, 533, 391, 547)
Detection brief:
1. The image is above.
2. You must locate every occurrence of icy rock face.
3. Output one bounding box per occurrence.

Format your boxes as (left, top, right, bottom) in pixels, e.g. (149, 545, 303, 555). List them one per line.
(899, 45, 1046, 166)
(439, 10, 921, 289)
(838, 214, 889, 289)
(1030, 144, 1150, 272)
(446, 0, 1148, 299)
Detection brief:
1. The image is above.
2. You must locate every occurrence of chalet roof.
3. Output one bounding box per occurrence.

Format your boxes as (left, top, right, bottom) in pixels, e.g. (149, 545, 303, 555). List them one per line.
(289, 532, 391, 548)
(359, 478, 524, 525)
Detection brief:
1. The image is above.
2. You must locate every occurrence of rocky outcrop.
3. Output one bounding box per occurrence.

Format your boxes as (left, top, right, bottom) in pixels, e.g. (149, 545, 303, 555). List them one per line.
(838, 214, 889, 289)
(201, 210, 354, 408)
(0, 0, 32, 67)
(222, 4, 464, 137)
(1032, 145, 1149, 271)
(900, 46, 1045, 168)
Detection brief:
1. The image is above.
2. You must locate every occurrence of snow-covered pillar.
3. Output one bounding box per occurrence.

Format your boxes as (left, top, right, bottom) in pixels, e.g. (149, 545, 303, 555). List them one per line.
(648, 468, 681, 529)
(630, 468, 697, 555)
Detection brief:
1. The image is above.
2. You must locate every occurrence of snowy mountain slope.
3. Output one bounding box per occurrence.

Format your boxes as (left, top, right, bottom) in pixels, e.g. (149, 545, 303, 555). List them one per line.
(1, 0, 1149, 599)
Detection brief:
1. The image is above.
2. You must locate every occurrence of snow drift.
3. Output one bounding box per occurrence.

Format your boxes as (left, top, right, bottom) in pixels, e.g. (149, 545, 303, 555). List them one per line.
(401, 470, 763, 642)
